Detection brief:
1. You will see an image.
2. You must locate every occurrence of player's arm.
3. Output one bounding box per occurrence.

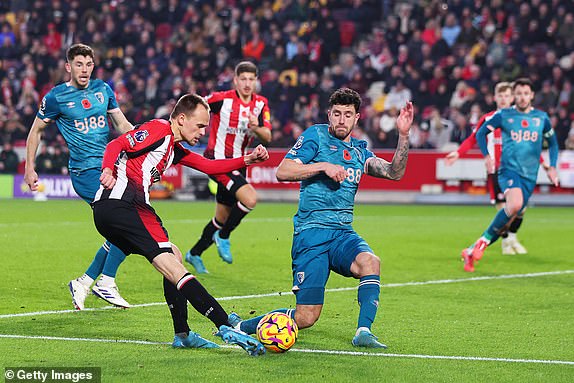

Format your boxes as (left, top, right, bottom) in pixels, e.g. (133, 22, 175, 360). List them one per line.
(276, 158, 347, 183)
(366, 101, 413, 180)
(24, 117, 50, 191)
(445, 119, 482, 165)
(248, 103, 272, 144)
(176, 144, 269, 175)
(476, 112, 500, 174)
(108, 109, 134, 134)
(543, 118, 560, 187)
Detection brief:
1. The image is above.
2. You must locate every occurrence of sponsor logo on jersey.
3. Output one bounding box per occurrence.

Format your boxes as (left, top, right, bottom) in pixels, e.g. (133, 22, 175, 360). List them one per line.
(95, 92, 105, 104)
(293, 136, 304, 150)
(127, 134, 136, 147)
(66, 101, 75, 109)
(81, 99, 91, 109)
(297, 272, 305, 284)
(134, 130, 149, 142)
(343, 149, 352, 161)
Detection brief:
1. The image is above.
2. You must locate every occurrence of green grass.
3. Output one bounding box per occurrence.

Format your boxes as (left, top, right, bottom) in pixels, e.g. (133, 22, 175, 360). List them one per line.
(0, 199, 573, 382)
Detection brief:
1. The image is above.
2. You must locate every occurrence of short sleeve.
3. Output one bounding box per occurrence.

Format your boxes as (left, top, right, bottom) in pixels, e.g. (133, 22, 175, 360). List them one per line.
(285, 126, 320, 164)
(104, 83, 119, 111)
(36, 90, 60, 121)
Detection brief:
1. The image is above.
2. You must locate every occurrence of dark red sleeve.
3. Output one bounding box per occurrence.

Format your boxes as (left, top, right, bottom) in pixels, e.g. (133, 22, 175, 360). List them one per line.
(174, 144, 247, 175)
(457, 113, 487, 156)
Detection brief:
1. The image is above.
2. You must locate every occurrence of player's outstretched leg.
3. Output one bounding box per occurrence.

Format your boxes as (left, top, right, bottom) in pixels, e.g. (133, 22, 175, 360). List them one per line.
(352, 275, 387, 349)
(461, 248, 475, 272)
(215, 325, 266, 356)
(229, 309, 295, 334)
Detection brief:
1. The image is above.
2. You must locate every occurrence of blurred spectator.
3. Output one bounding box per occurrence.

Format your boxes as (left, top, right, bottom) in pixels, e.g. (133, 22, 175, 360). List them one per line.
(0, 142, 19, 173)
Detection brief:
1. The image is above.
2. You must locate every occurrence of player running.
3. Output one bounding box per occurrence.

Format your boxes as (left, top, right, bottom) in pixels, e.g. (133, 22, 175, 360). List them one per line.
(93, 93, 268, 354)
(24, 44, 133, 309)
(446, 82, 536, 256)
(226, 88, 414, 349)
(461, 78, 559, 272)
(185, 61, 271, 274)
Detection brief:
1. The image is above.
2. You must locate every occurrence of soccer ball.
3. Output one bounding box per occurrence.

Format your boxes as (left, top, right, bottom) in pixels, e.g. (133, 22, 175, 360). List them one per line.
(256, 312, 298, 353)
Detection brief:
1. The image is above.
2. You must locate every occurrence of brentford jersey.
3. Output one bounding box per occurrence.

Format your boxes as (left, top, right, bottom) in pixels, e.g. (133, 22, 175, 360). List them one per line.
(457, 110, 503, 168)
(204, 90, 271, 159)
(94, 119, 246, 206)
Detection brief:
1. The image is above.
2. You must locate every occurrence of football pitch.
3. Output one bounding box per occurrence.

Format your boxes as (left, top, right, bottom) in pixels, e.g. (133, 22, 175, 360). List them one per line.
(0, 199, 572, 382)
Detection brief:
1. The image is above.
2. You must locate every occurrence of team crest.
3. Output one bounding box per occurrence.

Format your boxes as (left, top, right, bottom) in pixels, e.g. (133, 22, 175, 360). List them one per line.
(134, 130, 149, 142)
(293, 136, 304, 150)
(94, 92, 105, 104)
(533, 117, 541, 126)
(297, 272, 305, 284)
(81, 99, 91, 109)
(343, 149, 352, 161)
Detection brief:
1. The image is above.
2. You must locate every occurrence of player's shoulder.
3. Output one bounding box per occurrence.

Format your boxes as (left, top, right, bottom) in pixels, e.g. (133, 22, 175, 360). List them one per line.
(206, 89, 234, 102)
(253, 93, 269, 104)
(531, 108, 550, 119)
(303, 124, 327, 140)
(139, 118, 170, 131)
(350, 136, 369, 150)
(46, 82, 70, 97)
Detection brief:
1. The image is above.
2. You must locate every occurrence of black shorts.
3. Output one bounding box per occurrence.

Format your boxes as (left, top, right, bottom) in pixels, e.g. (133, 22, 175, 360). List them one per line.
(210, 168, 249, 206)
(487, 173, 505, 204)
(92, 199, 173, 262)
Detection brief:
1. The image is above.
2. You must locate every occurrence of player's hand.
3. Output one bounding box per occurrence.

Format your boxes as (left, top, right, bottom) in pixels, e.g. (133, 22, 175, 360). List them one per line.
(244, 144, 269, 165)
(396, 101, 414, 137)
(445, 151, 459, 166)
(323, 163, 347, 183)
(100, 168, 116, 189)
(24, 169, 39, 191)
(484, 155, 495, 174)
(546, 166, 559, 187)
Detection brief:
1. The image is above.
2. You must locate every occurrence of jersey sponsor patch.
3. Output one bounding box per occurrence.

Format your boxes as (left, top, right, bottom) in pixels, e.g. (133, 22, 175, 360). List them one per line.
(81, 99, 91, 109)
(127, 134, 136, 147)
(134, 130, 149, 143)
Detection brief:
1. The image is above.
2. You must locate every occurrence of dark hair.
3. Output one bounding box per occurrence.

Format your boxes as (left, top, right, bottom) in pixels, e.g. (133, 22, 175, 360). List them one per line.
(513, 78, 534, 91)
(170, 94, 210, 120)
(66, 43, 94, 62)
(235, 61, 258, 77)
(329, 88, 362, 112)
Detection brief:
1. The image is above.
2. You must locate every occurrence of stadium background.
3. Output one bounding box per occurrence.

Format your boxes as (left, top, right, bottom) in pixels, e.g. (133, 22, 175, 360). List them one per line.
(0, 0, 573, 201)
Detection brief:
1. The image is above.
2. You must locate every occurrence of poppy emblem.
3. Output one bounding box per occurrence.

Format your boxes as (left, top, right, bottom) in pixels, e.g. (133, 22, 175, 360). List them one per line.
(521, 119, 529, 128)
(343, 149, 351, 161)
(81, 99, 91, 109)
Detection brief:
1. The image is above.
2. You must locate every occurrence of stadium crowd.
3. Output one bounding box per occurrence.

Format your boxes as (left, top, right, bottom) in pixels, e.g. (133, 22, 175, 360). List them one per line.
(1, 0, 574, 174)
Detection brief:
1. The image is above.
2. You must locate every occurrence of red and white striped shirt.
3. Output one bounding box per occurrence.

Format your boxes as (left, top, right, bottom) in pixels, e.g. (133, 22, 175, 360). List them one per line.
(204, 90, 271, 159)
(94, 119, 247, 206)
(457, 110, 502, 169)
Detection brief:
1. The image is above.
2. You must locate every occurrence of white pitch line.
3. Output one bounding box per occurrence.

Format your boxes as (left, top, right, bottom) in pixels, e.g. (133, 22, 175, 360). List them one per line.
(0, 334, 572, 366)
(1, 270, 572, 320)
(2, 270, 573, 318)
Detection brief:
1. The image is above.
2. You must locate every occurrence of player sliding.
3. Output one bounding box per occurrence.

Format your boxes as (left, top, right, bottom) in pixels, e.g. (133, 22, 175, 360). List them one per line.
(93, 94, 268, 355)
(227, 88, 414, 349)
(461, 78, 559, 272)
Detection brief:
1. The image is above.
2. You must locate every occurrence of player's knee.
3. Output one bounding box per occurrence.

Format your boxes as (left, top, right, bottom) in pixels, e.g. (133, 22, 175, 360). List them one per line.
(505, 200, 522, 216)
(355, 253, 380, 276)
(295, 310, 320, 329)
(238, 189, 257, 209)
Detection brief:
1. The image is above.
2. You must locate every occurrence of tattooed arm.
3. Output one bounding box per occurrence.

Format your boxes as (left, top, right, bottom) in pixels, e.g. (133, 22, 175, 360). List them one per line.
(366, 101, 414, 180)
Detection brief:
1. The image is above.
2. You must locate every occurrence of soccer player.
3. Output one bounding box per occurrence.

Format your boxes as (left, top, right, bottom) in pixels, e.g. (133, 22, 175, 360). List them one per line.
(93, 93, 268, 355)
(227, 88, 414, 349)
(446, 82, 532, 255)
(24, 44, 133, 309)
(185, 61, 272, 274)
(461, 78, 559, 272)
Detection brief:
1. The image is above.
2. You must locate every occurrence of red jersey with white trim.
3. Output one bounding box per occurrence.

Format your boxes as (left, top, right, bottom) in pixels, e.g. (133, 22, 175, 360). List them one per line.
(204, 90, 271, 159)
(94, 119, 247, 206)
(457, 110, 503, 169)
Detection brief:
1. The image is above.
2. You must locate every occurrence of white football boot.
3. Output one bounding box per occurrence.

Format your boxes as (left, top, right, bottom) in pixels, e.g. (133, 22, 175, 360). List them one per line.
(501, 238, 516, 255)
(92, 282, 131, 308)
(68, 279, 90, 310)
